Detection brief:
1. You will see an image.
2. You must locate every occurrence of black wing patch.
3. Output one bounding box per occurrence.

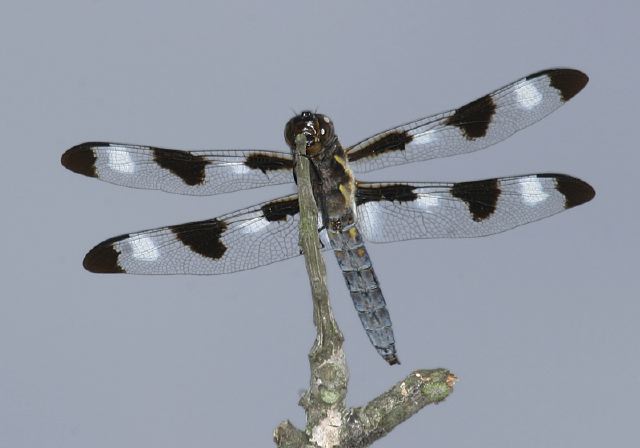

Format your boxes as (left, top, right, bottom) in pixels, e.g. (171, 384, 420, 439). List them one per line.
(261, 197, 300, 222)
(527, 68, 588, 102)
(347, 131, 414, 163)
(83, 234, 127, 273)
(153, 147, 210, 186)
(445, 94, 497, 140)
(61, 143, 99, 178)
(549, 173, 595, 208)
(450, 178, 501, 222)
(171, 219, 228, 260)
(355, 183, 418, 205)
(244, 153, 295, 174)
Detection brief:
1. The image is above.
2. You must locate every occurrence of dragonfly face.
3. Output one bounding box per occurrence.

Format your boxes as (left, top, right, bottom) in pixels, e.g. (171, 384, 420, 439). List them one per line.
(284, 111, 335, 156)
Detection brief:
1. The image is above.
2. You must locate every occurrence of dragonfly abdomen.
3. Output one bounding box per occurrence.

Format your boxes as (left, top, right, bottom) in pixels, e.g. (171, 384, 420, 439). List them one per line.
(328, 225, 398, 365)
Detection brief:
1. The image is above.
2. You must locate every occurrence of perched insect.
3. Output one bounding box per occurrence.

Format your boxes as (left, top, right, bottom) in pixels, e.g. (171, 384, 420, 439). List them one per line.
(62, 68, 594, 364)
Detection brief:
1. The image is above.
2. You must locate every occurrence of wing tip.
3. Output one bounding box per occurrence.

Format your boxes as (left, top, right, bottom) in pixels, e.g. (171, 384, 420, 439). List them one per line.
(540, 173, 595, 208)
(527, 68, 589, 102)
(557, 175, 595, 208)
(61, 142, 104, 177)
(83, 236, 126, 273)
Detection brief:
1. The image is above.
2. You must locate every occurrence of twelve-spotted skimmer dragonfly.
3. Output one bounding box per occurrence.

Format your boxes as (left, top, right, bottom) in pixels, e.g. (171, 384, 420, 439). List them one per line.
(62, 68, 594, 365)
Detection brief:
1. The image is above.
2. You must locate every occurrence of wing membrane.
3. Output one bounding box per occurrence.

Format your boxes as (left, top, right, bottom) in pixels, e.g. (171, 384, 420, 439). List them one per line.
(347, 69, 588, 172)
(62, 142, 295, 195)
(356, 174, 594, 242)
(82, 195, 332, 275)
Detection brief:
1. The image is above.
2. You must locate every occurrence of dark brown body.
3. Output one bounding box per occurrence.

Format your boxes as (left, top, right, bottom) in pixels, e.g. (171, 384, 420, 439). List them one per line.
(285, 112, 398, 364)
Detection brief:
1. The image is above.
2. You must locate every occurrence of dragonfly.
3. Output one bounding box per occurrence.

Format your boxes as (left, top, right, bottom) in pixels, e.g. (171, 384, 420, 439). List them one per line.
(62, 68, 595, 365)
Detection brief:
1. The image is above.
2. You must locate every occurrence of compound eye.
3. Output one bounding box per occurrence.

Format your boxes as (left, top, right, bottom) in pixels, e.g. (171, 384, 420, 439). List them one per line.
(319, 120, 334, 141)
(284, 122, 295, 146)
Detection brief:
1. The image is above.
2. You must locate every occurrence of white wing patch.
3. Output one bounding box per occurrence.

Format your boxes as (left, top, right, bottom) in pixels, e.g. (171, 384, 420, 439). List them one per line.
(416, 194, 439, 210)
(515, 83, 542, 110)
(129, 236, 160, 261)
(518, 176, 550, 205)
(411, 130, 435, 145)
(226, 162, 252, 176)
(107, 146, 135, 173)
(238, 212, 271, 235)
(356, 202, 382, 240)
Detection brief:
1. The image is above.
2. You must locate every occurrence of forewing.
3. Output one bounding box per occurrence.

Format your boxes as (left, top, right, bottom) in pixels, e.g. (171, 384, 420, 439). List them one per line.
(356, 174, 594, 242)
(62, 142, 294, 195)
(347, 69, 588, 172)
(81, 195, 331, 274)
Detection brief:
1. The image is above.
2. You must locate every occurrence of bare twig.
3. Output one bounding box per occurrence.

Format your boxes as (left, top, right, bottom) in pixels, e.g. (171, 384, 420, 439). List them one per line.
(273, 133, 456, 448)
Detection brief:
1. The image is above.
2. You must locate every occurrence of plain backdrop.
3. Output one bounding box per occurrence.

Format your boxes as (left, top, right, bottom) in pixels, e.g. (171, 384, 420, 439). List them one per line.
(1, 1, 638, 447)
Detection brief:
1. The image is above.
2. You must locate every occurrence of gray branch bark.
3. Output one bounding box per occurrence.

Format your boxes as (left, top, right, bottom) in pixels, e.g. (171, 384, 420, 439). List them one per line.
(274, 134, 456, 448)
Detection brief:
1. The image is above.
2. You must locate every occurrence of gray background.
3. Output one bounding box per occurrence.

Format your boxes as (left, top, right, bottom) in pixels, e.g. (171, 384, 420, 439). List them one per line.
(1, 1, 638, 447)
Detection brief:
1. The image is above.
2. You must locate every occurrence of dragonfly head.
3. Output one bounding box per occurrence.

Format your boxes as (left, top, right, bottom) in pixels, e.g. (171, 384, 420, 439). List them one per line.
(285, 111, 335, 156)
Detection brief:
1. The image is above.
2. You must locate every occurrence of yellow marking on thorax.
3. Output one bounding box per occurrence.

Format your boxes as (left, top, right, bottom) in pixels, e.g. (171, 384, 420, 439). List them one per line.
(334, 153, 357, 212)
(334, 154, 348, 170)
(348, 226, 358, 240)
(339, 183, 353, 204)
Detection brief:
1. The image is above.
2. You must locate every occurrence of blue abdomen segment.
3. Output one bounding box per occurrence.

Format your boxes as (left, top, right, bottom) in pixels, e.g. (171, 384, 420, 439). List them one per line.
(329, 225, 398, 365)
